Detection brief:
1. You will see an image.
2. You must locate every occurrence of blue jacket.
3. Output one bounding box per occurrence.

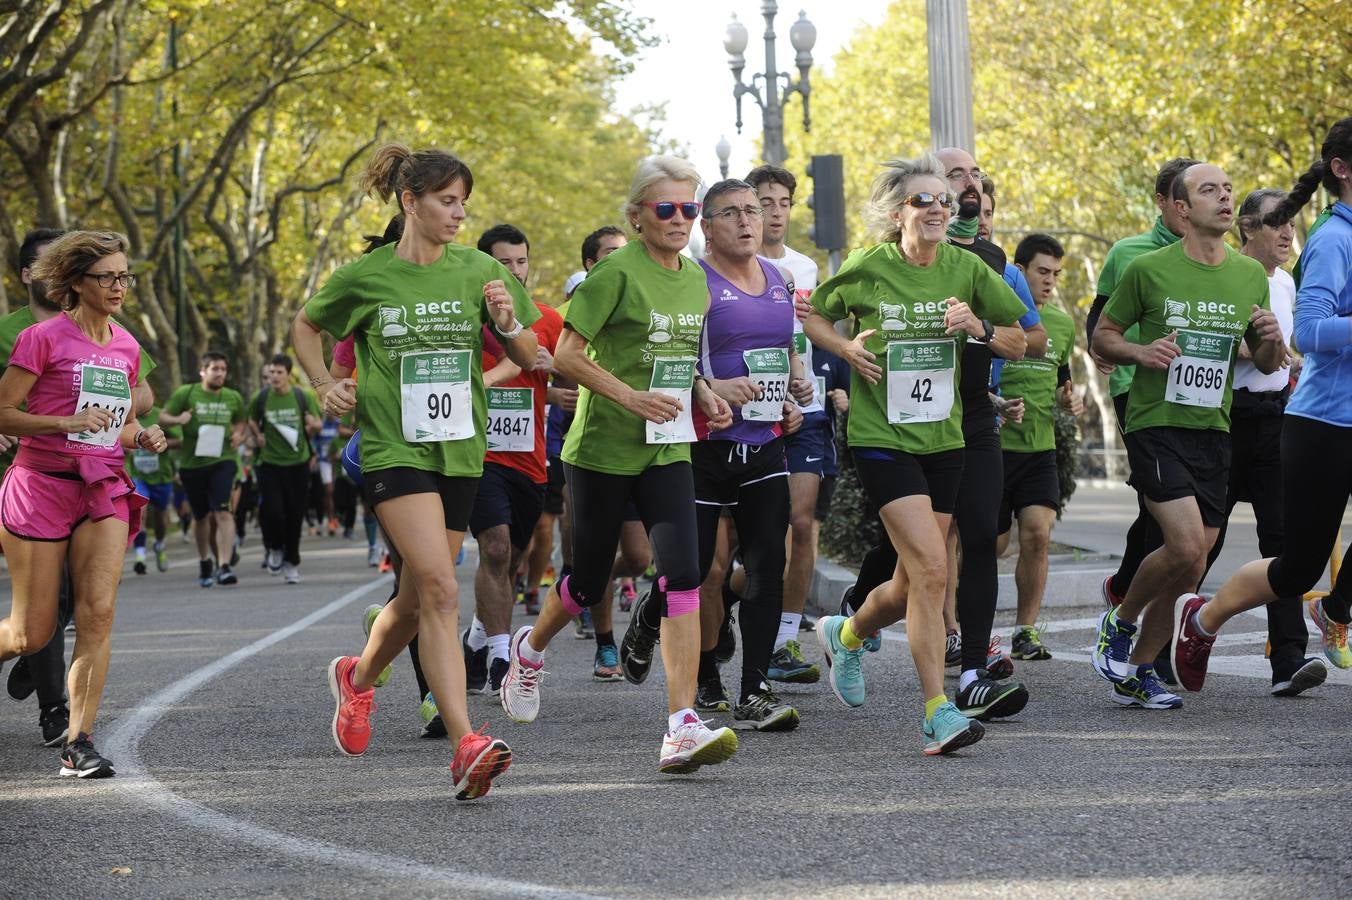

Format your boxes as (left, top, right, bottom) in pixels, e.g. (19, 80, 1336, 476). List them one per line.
(1289, 201, 1352, 426)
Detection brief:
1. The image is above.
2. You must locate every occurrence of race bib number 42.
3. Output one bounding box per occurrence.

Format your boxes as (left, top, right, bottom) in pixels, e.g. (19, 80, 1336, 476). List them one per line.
(68, 364, 131, 448)
(886, 339, 956, 423)
(401, 350, 474, 443)
(1167, 330, 1233, 409)
(486, 387, 534, 452)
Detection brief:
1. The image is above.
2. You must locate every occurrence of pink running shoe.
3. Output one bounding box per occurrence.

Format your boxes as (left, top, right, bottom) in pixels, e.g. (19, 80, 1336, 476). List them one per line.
(451, 725, 512, 801)
(327, 656, 375, 757)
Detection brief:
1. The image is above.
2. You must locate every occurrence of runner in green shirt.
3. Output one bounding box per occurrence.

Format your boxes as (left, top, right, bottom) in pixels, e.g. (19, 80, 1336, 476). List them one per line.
(247, 352, 322, 582)
(292, 142, 537, 801)
(996, 234, 1085, 661)
(498, 155, 742, 778)
(160, 351, 248, 587)
(1090, 163, 1286, 710)
(128, 406, 182, 574)
(805, 154, 1028, 756)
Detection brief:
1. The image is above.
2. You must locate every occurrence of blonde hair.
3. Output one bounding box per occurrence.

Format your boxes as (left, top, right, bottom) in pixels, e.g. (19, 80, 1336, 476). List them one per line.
(625, 155, 703, 225)
(862, 154, 950, 242)
(30, 230, 130, 310)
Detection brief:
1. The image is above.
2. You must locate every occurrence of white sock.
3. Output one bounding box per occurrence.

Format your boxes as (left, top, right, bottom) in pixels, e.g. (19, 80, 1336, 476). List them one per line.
(135, 547, 146, 560)
(466, 617, 488, 651)
(517, 634, 545, 666)
(668, 707, 696, 732)
(775, 613, 802, 649)
(959, 668, 980, 692)
(1191, 608, 1216, 638)
(487, 633, 510, 663)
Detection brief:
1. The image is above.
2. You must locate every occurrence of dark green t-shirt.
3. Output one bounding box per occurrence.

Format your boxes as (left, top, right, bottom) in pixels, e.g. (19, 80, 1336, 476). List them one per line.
(561, 241, 711, 476)
(999, 303, 1076, 453)
(250, 386, 321, 467)
(165, 383, 246, 469)
(1097, 217, 1182, 398)
(811, 241, 1028, 455)
(303, 242, 538, 478)
(1104, 241, 1269, 434)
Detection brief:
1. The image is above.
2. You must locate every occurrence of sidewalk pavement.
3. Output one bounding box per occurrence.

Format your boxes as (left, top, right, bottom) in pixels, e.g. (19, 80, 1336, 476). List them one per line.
(809, 483, 1351, 615)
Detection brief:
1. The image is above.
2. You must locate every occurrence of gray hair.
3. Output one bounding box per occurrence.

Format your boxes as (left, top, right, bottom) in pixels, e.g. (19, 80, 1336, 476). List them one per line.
(1237, 188, 1286, 245)
(625, 155, 703, 225)
(862, 153, 950, 242)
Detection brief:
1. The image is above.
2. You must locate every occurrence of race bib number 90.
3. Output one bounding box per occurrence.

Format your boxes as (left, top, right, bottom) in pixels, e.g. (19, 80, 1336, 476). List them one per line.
(886, 339, 956, 424)
(68, 364, 132, 448)
(1166, 330, 1233, 409)
(400, 350, 474, 442)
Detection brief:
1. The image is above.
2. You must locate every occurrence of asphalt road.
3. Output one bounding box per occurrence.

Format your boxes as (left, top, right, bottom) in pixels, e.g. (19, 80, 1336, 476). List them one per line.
(3, 532, 1351, 898)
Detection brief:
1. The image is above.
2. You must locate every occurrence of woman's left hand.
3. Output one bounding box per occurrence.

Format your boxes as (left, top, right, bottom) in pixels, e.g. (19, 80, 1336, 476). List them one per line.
(484, 280, 518, 332)
(138, 424, 169, 454)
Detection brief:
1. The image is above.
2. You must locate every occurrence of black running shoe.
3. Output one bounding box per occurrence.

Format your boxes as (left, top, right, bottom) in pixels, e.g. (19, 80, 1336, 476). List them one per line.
(714, 608, 736, 664)
(59, 733, 114, 779)
(199, 559, 215, 588)
(619, 590, 660, 685)
(133, 560, 147, 576)
(462, 628, 488, 693)
(486, 657, 509, 696)
(7, 655, 34, 701)
(1271, 657, 1328, 697)
(955, 672, 1029, 721)
(732, 688, 800, 732)
(40, 704, 69, 747)
(1153, 643, 1178, 687)
(944, 630, 962, 667)
(215, 565, 238, 586)
(696, 677, 730, 713)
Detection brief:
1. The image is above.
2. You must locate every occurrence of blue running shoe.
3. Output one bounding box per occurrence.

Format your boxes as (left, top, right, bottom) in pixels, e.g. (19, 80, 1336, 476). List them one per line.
(816, 615, 865, 707)
(922, 701, 985, 755)
(1110, 665, 1182, 709)
(1091, 608, 1137, 684)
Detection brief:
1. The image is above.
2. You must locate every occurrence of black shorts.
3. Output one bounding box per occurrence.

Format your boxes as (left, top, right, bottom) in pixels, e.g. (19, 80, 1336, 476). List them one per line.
(1123, 427, 1231, 528)
(364, 466, 479, 532)
(543, 456, 566, 516)
(469, 462, 547, 551)
(692, 438, 788, 507)
(814, 473, 837, 521)
(180, 460, 237, 520)
(852, 447, 965, 515)
(998, 449, 1060, 533)
(784, 414, 829, 476)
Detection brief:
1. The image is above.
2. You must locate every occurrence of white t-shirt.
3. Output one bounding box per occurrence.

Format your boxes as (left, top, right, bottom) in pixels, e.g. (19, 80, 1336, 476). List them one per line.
(761, 244, 823, 413)
(1232, 266, 1294, 393)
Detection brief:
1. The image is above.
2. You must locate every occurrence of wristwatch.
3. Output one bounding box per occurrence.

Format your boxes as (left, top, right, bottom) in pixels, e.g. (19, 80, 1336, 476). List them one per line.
(496, 318, 524, 340)
(981, 319, 995, 343)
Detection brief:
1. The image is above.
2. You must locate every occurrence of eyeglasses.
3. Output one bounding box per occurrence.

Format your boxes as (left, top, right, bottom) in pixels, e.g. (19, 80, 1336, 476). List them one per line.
(83, 272, 137, 289)
(705, 205, 764, 222)
(642, 201, 702, 221)
(902, 192, 954, 209)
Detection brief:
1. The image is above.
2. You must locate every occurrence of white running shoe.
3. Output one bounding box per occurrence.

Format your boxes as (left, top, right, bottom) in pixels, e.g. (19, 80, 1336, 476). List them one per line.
(500, 626, 543, 724)
(367, 544, 383, 568)
(266, 549, 283, 575)
(283, 563, 300, 584)
(658, 713, 739, 774)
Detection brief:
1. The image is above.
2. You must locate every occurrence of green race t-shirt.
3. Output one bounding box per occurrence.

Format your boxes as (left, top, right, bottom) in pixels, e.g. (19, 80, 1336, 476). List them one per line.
(251, 386, 320, 467)
(812, 241, 1028, 455)
(303, 242, 538, 478)
(165, 383, 246, 469)
(999, 303, 1076, 453)
(125, 406, 180, 484)
(1104, 241, 1269, 434)
(1098, 217, 1182, 398)
(561, 240, 710, 475)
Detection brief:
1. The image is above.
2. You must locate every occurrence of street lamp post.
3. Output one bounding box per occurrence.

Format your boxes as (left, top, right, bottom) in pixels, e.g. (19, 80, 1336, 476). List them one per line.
(723, 3, 816, 166)
(716, 135, 732, 179)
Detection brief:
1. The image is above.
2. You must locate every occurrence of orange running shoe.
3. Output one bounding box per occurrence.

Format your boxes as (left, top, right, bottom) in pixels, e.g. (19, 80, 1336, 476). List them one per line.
(451, 725, 512, 801)
(378, 551, 393, 573)
(327, 656, 375, 757)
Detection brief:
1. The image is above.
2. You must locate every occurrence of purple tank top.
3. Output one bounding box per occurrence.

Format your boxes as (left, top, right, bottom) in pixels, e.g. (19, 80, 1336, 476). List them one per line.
(697, 258, 794, 444)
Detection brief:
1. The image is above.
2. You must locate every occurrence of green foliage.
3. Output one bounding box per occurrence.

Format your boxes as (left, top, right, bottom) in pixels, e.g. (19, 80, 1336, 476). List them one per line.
(1054, 408, 1080, 517)
(818, 424, 880, 569)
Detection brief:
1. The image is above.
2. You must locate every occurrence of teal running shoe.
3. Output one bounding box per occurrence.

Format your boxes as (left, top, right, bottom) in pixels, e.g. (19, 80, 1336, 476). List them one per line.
(362, 604, 392, 688)
(816, 615, 865, 707)
(922, 701, 985, 755)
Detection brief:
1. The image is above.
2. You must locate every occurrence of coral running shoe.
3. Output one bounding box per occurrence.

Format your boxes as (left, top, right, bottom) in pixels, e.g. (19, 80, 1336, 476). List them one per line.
(450, 726, 512, 801)
(328, 656, 375, 756)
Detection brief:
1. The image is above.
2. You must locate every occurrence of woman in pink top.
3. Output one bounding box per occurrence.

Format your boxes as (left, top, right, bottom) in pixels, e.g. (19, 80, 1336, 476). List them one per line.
(0, 231, 168, 779)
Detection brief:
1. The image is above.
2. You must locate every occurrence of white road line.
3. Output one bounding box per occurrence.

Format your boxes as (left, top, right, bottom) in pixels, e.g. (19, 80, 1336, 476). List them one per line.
(104, 574, 608, 900)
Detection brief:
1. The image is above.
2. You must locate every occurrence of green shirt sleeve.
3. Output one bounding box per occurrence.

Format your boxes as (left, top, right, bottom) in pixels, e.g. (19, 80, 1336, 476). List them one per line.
(564, 264, 624, 342)
(1103, 259, 1145, 329)
(306, 391, 321, 419)
(304, 264, 361, 339)
(165, 384, 191, 416)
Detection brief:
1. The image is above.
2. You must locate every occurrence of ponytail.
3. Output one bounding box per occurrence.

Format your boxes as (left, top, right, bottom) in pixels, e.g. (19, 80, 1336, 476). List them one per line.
(362, 214, 405, 255)
(359, 143, 413, 203)
(1264, 116, 1352, 227)
(357, 142, 474, 210)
